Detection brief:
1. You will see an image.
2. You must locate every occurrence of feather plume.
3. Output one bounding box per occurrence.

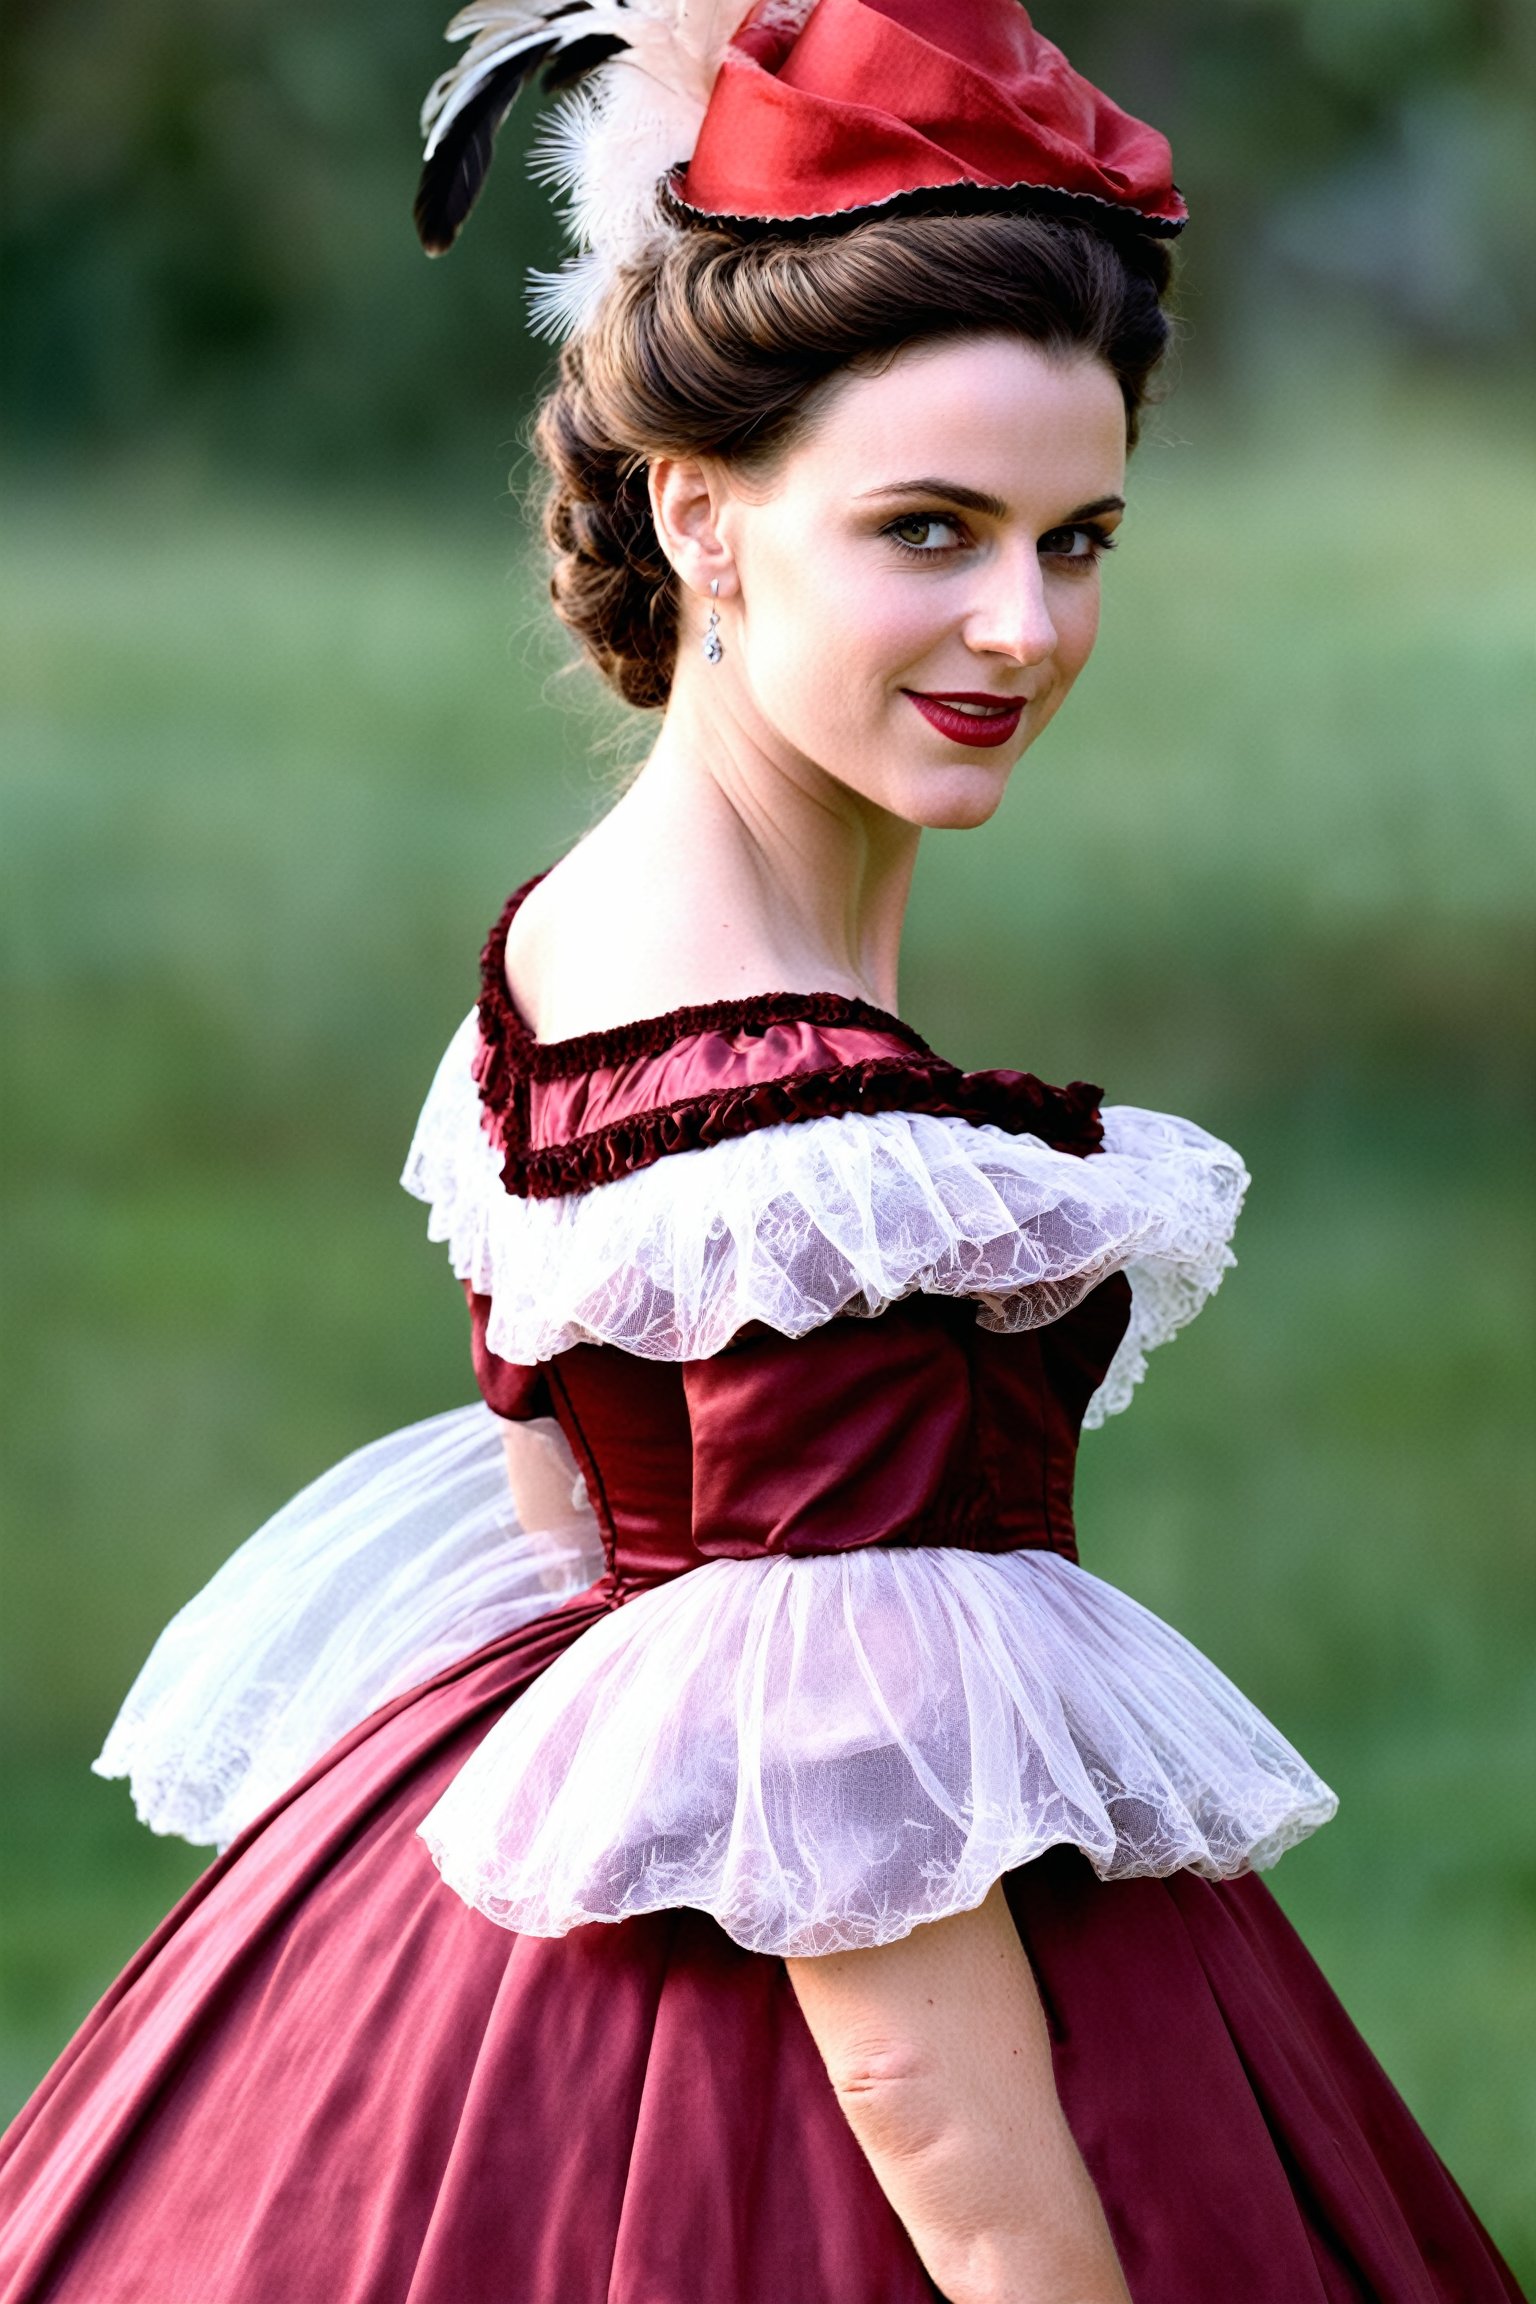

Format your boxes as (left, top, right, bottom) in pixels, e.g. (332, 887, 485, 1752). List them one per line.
(415, 0, 817, 315)
(416, 45, 553, 254)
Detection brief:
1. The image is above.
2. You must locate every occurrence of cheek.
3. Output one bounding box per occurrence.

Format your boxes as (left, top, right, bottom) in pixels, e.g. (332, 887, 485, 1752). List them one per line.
(743, 534, 921, 715)
(744, 530, 834, 675)
(1059, 585, 1105, 672)
(1015, 580, 1101, 750)
(1054, 582, 1102, 684)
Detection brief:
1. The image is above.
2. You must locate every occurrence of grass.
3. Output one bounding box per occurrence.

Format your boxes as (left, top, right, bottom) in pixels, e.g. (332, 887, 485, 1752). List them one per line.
(2, 368, 1533, 2276)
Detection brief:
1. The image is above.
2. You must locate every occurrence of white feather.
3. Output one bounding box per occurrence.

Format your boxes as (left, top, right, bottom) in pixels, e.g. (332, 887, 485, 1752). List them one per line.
(422, 1, 637, 151)
(422, 0, 819, 331)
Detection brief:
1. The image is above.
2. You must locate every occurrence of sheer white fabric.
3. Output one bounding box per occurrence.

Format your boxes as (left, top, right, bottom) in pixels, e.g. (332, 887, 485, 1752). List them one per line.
(94, 1404, 605, 1850)
(96, 1035, 1266, 1898)
(402, 1009, 1248, 1420)
(419, 1547, 1336, 1957)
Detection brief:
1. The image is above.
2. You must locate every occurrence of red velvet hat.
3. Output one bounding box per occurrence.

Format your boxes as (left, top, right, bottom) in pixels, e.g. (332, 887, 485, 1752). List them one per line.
(680, 0, 1185, 235)
(416, 0, 1184, 322)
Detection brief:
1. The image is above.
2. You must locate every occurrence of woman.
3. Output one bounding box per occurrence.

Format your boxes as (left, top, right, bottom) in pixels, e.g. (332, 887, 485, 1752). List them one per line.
(0, 2, 1522, 2299)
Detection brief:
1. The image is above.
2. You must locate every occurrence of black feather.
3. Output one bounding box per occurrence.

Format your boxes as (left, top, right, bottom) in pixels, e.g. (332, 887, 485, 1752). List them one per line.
(414, 31, 626, 256)
(415, 46, 553, 255)
(539, 31, 624, 92)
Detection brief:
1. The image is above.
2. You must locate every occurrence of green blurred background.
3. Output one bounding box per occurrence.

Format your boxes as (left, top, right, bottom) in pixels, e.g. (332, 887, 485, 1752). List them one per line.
(3, 0, 1534, 2277)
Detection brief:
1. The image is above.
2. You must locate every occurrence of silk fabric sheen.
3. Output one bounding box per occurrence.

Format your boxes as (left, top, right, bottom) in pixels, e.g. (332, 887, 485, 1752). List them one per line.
(468, 878, 1130, 1585)
(0, 1603, 1518, 2301)
(683, 0, 1187, 231)
(0, 894, 1520, 2296)
(469, 1280, 1129, 1592)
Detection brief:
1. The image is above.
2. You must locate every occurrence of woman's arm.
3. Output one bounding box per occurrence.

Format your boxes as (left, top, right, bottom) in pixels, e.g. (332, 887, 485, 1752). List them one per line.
(786, 1883, 1130, 2304)
(499, 1417, 583, 1532)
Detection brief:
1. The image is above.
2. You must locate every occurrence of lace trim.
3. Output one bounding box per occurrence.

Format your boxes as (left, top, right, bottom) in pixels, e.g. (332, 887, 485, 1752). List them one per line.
(402, 1019, 1248, 1388)
(472, 876, 1104, 1194)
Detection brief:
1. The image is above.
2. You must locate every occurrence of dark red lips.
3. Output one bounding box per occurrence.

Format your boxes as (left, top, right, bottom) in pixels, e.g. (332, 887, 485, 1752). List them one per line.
(902, 690, 1027, 750)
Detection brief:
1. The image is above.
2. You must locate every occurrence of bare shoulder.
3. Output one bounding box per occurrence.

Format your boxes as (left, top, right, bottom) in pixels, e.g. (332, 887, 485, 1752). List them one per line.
(502, 826, 846, 1043)
(500, 843, 638, 1043)
(500, 837, 734, 1043)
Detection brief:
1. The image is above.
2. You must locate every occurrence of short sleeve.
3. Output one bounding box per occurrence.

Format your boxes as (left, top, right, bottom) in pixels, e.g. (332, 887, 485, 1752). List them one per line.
(417, 1529, 1336, 1957)
(464, 1281, 553, 1423)
(400, 931, 1310, 1959)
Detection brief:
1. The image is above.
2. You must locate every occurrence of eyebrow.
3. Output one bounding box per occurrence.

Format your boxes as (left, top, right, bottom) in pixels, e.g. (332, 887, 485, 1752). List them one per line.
(857, 481, 1127, 523)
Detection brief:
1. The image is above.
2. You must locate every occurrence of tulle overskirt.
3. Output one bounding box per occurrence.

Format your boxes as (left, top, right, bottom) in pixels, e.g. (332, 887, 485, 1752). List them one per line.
(421, 1546, 1335, 1955)
(0, 1603, 1520, 2304)
(93, 1404, 603, 1849)
(92, 1404, 1333, 1948)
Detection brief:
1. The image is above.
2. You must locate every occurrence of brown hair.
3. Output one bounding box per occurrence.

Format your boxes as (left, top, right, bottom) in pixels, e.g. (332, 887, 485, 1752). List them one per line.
(534, 208, 1174, 710)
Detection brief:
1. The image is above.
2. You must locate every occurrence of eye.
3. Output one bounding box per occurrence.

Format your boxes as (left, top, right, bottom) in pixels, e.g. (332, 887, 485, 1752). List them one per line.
(1039, 523, 1116, 567)
(884, 513, 966, 556)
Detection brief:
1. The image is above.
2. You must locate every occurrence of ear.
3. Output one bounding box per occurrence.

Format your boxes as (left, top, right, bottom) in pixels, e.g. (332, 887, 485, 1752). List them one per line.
(648, 458, 739, 601)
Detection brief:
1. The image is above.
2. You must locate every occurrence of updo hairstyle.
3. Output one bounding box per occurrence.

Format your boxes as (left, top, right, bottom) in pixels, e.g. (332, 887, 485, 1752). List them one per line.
(535, 209, 1173, 710)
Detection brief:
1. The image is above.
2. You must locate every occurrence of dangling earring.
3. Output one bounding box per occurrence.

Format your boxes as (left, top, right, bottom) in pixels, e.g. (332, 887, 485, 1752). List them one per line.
(702, 578, 723, 664)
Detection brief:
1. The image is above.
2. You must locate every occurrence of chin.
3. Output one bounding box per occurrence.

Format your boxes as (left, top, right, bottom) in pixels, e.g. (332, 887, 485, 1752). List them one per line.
(893, 765, 1016, 832)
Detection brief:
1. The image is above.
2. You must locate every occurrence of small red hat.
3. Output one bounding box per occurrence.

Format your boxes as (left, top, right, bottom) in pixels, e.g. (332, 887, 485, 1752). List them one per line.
(415, 0, 1184, 305)
(678, 0, 1185, 235)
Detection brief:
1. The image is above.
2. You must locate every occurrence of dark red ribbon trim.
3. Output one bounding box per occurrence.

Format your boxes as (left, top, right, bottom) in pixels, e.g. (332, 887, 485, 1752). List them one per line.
(474, 874, 1104, 1197)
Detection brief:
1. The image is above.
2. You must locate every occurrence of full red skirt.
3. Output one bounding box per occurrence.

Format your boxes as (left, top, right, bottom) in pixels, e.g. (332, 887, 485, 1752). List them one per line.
(0, 1597, 1522, 2303)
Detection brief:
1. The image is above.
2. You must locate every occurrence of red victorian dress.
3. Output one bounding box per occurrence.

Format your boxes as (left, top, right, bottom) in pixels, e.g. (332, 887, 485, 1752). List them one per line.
(0, 878, 1522, 2303)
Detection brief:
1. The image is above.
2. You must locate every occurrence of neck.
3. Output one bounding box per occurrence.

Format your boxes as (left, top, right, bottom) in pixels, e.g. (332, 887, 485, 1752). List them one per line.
(604, 666, 920, 1014)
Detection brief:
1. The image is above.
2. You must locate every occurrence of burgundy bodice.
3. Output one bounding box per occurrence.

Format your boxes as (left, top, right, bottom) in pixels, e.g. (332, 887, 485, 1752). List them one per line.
(465, 877, 1131, 1597)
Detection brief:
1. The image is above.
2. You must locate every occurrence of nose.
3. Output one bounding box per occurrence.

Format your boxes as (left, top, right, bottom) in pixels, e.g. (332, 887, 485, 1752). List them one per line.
(963, 546, 1057, 668)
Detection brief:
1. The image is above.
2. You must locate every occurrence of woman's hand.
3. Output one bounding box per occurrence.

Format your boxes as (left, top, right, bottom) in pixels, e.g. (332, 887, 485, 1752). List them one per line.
(786, 1882, 1131, 2304)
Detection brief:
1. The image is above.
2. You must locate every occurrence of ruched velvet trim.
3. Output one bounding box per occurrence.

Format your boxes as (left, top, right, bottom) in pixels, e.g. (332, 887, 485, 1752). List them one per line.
(474, 875, 1105, 1195)
(478, 877, 936, 1081)
(404, 1017, 1246, 1388)
(497, 1051, 1106, 1199)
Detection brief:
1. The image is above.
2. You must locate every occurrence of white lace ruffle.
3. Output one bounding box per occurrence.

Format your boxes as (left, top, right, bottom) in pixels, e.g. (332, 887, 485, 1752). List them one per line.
(94, 1404, 605, 1850)
(419, 1546, 1336, 1957)
(401, 1011, 1248, 1421)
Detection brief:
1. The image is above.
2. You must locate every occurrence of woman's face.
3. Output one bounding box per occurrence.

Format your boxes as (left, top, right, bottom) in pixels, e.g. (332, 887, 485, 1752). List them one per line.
(705, 334, 1128, 831)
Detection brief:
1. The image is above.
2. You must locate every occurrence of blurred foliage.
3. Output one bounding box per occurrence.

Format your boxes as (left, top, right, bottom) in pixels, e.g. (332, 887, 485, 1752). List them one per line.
(3, 0, 1534, 477)
(2, 375, 1533, 2269)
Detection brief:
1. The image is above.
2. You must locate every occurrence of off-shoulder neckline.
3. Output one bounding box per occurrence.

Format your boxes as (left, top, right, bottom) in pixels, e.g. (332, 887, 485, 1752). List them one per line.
(483, 872, 936, 1073)
(471, 874, 1107, 1194)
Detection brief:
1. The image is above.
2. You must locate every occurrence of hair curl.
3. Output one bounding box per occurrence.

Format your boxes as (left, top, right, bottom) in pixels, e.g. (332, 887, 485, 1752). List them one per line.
(534, 209, 1173, 710)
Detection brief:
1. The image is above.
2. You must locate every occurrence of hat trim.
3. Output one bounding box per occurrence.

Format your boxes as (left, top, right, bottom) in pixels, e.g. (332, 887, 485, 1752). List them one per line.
(663, 169, 1186, 240)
